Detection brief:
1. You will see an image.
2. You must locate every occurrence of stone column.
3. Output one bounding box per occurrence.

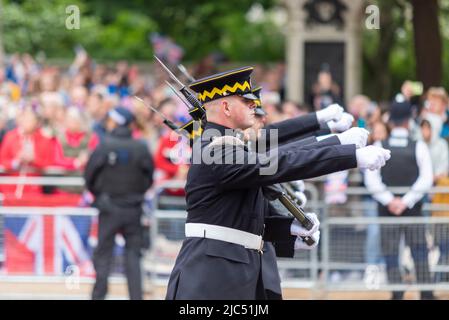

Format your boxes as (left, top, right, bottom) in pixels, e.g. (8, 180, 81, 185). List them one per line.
(344, 1, 364, 104)
(284, 0, 305, 103)
(284, 0, 364, 105)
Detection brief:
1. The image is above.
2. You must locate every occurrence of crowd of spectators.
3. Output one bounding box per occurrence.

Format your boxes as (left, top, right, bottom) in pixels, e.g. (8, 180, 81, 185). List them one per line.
(1, 52, 449, 201)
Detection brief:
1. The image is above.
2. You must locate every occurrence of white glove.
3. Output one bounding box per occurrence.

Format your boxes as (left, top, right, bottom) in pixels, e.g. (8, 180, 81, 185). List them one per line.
(336, 127, 369, 149)
(291, 180, 305, 193)
(295, 191, 307, 208)
(316, 104, 344, 124)
(356, 145, 391, 171)
(294, 230, 320, 250)
(327, 112, 354, 132)
(290, 213, 320, 237)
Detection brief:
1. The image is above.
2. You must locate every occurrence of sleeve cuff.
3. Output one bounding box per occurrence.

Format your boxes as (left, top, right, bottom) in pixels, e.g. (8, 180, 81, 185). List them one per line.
(272, 238, 296, 258)
(263, 216, 295, 242)
(316, 134, 335, 141)
(336, 144, 358, 168)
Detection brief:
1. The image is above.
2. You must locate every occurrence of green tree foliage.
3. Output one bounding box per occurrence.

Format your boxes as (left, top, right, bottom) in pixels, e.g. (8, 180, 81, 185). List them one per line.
(218, 10, 284, 62)
(94, 10, 157, 60)
(2, 0, 281, 62)
(2, 0, 157, 60)
(1, 0, 448, 100)
(2, 0, 100, 57)
(362, 0, 414, 101)
(440, 0, 449, 90)
(140, 0, 282, 61)
(363, 0, 449, 101)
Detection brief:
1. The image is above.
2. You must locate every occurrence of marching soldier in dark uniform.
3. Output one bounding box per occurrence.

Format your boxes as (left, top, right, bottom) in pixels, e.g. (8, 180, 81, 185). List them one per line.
(84, 106, 154, 300)
(166, 67, 391, 300)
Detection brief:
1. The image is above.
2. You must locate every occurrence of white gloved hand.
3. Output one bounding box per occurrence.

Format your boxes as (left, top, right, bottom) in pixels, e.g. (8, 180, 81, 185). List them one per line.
(290, 213, 320, 237)
(291, 180, 305, 193)
(295, 191, 307, 208)
(336, 127, 369, 149)
(327, 112, 354, 132)
(316, 104, 344, 124)
(294, 230, 320, 250)
(356, 145, 391, 171)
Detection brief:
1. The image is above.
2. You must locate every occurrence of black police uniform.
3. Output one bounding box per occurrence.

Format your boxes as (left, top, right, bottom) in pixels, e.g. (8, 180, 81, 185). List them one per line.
(84, 126, 154, 300)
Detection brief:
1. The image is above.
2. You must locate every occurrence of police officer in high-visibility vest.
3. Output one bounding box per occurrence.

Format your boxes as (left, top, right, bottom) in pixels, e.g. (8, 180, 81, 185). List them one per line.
(365, 101, 435, 300)
(85, 106, 154, 300)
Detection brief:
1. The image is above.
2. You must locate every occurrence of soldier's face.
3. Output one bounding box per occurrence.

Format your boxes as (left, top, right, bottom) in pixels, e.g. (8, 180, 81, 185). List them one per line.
(243, 116, 266, 142)
(226, 96, 256, 129)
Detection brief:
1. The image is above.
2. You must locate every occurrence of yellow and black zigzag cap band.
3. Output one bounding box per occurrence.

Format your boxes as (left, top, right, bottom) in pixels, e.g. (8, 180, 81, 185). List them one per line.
(252, 86, 267, 116)
(189, 67, 257, 103)
(252, 87, 262, 106)
(198, 81, 250, 102)
(180, 119, 203, 141)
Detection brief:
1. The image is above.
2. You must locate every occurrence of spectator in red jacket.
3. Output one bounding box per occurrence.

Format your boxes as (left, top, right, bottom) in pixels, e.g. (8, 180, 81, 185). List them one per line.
(51, 107, 99, 195)
(0, 107, 54, 196)
(153, 130, 191, 196)
(53, 107, 99, 171)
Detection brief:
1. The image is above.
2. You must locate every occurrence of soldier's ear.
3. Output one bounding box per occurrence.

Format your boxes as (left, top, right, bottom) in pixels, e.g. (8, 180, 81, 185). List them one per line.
(223, 100, 232, 117)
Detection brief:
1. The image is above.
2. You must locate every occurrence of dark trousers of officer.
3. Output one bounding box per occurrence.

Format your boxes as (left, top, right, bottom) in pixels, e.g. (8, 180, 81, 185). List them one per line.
(379, 204, 434, 300)
(92, 203, 143, 300)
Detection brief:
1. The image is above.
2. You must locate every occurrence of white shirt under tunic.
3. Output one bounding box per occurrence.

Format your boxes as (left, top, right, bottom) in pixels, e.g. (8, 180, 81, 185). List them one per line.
(364, 127, 433, 209)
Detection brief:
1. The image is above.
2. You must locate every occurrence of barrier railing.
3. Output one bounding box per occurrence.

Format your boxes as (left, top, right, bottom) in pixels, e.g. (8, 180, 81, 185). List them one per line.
(146, 179, 449, 297)
(2, 174, 449, 298)
(320, 215, 449, 293)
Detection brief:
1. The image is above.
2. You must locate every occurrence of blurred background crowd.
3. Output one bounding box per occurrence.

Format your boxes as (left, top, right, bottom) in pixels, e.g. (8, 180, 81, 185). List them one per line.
(0, 49, 448, 198)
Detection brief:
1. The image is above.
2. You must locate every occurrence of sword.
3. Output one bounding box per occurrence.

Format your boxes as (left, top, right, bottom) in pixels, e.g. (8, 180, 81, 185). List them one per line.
(177, 64, 196, 82)
(165, 80, 194, 111)
(154, 55, 184, 88)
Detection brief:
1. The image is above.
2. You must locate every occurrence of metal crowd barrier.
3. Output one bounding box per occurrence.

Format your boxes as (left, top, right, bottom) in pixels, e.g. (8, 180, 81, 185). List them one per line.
(0, 175, 131, 299)
(0, 206, 99, 280)
(320, 215, 449, 293)
(146, 179, 449, 298)
(2, 173, 449, 298)
(314, 185, 449, 296)
(144, 180, 187, 286)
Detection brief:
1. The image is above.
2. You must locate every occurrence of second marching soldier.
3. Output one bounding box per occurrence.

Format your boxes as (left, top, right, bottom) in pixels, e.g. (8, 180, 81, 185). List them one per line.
(245, 87, 359, 299)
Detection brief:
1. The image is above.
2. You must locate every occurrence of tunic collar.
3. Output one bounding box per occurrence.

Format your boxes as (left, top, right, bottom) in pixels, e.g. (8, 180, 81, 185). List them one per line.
(203, 122, 243, 141)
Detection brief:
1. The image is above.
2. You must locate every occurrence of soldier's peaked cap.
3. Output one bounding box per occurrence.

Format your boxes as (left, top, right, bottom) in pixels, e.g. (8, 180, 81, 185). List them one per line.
(253, 87, 262, 105)
(252, 87, 267, 116)
(189, 66, 258, 104)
